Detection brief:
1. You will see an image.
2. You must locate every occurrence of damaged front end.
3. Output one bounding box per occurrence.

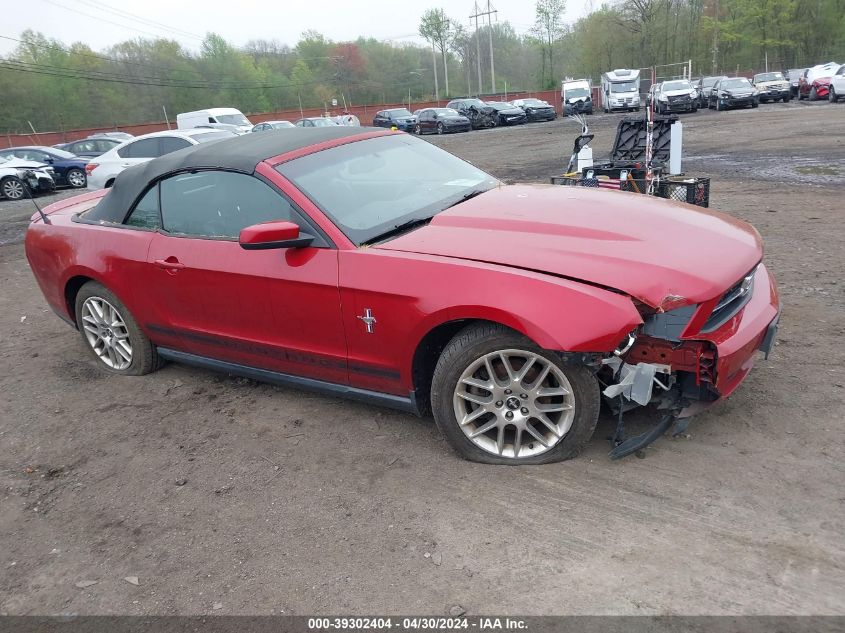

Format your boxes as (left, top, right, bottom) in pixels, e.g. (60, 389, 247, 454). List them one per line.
(596, 263, 780, 459)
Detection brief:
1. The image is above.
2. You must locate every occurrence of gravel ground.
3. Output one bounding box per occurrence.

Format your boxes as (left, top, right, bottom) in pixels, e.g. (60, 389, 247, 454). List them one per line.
(0, 101, 843, 616)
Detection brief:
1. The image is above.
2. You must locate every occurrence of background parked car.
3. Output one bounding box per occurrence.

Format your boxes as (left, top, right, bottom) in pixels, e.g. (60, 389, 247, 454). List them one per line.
(0, 146, 88, 189)
(512, 97, 557, 120)
(710, 77, 758, 110)
(0, 155, 55, 199)
(695, 76, 727, 108)
(252, 121, 295, 132)
(445, 98, 497, 129)
(89, 131, 134, 141)
(485, 102, 527, 126)
(829, 64, 845, 102)
(54, 137, 123, 157)
(294, 117, 340, 128)
(372, 109, 417, 132)
(651, 80, 698, 113)
(786, 68, 807, 97)
(86, 128, 235, 189)
(752, 71, 791, 102)
(798, 62, 840, 100)
(414, 108, 471, 134)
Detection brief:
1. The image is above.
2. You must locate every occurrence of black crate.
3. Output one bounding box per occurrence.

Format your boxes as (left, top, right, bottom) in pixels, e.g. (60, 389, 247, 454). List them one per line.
(657, 177, 710, 208)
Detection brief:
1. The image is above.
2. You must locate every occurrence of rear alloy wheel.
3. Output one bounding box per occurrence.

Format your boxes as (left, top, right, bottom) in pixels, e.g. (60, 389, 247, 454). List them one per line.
(66, 168, 86, 188)
(75, 281, 162, 375)
(414, 123, 422, 135)
(1, 176, 26, 200)
(431, 324, 599, 464)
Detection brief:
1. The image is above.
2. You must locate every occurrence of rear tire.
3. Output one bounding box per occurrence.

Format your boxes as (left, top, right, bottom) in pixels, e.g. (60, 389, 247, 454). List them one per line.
(74, 281, 163, 376)
(414, 123, 422, 135)
(830, 87, 838, 103)
(437, 122, 444, 135)
(1, 176, 26, 200)
(430, 323, 600, 464)
(809, 87, 818, 101)
(66, 168, 86, 188)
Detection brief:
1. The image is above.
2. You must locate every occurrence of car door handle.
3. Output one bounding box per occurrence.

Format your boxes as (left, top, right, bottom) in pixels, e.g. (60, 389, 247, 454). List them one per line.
(154, 258, 186, 270)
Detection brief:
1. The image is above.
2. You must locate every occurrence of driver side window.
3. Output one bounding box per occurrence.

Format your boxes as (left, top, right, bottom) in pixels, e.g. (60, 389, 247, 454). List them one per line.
(159, 170, 295, 239)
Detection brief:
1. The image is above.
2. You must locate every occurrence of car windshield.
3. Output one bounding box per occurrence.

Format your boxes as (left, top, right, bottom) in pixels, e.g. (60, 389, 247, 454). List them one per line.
(663, 80, 692, 91)
(722, 78, 751, 89)
(486, 102, 514, 110)
(755, 72, 784, 82)
(193, 131, 237, 143)
(702, 76, 722, 87)
(461, 99, 486, 108)
(276, 135, 498, 246)
(434, 108, 459, 116)
(564, 88, 589, 98)
(521, 98, 547, 105)
(610, 80, 637, 92)
(387, 109, 413, 118)
(216, 114, 250, 126)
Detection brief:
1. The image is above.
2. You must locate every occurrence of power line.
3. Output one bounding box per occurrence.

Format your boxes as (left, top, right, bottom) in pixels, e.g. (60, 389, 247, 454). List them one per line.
(72, 0, 205, 41)
(39, 0, 199, 43)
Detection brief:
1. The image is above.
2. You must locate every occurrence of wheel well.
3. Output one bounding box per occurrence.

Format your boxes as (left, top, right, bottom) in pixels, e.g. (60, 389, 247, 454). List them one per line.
(64, 275, 93, 325)
(105, 179, 114, 188)
(411, 319, 478, 417)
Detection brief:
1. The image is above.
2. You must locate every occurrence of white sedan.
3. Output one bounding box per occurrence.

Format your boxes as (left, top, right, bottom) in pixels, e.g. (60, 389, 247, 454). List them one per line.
(86, 128, 235, 190)
(829, 64, 845, 102)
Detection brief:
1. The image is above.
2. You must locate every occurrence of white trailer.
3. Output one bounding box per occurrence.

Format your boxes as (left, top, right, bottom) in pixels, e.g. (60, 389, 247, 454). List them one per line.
(600, 69, 641, 113)
(176, 108, 253, 135)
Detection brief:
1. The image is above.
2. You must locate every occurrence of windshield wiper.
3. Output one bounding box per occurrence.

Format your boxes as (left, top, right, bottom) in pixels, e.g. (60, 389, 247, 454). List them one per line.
(364, 216, 434, 245)
(442, 188, 488, 210)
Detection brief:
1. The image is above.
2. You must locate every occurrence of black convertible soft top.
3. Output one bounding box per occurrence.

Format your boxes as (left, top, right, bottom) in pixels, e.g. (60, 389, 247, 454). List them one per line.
(85, 126, 380, 223)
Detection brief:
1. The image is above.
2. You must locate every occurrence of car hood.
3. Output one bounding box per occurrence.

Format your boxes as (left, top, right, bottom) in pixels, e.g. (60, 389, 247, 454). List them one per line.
(663, 89, 694, 97)
(1, 158, 50, 170)
(756, 80, 788, 88)
(374, 184, 762, 309)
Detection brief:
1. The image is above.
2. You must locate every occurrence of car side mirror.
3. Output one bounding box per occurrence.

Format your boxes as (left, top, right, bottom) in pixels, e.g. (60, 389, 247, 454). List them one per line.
(239, 220, 314, 250)
(43, 157, 54, 163)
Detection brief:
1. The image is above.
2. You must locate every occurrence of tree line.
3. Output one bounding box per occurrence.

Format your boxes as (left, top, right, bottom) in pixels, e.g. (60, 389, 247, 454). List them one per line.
(1, 0, 843, 132)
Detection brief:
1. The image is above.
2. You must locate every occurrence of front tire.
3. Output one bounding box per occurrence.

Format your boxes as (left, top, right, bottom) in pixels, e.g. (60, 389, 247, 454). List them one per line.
(809, 87, 818, 101)
(74, 281, 162, 375)
(431, 323, 600, 464)
(1, 176, 26, 200)
(436, 122, 444, 135)
(414, 123, 422, 135)
(66, 168, 86, 188)
(830, 87, 838, 103)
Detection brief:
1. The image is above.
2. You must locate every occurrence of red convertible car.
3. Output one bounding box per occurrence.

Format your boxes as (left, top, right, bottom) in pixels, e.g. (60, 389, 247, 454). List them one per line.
(25, 128, 780, 464)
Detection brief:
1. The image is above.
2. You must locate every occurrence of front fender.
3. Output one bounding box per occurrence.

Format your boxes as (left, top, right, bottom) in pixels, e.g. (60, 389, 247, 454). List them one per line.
(339, 249, 642, 393)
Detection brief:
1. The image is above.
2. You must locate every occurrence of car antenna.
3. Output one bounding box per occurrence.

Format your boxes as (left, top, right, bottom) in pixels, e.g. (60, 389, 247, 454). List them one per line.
(24, 179, 51, 225)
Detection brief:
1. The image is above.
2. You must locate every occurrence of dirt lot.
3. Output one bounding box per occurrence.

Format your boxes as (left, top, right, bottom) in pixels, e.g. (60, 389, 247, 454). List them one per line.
(1, 102, 843, 616)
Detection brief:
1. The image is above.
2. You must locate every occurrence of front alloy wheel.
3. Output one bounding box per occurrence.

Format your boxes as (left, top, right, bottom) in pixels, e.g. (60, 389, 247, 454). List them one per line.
(1, 176, 26, 200)
(431, 323, 599, 464)
(452, 349, 575, 459)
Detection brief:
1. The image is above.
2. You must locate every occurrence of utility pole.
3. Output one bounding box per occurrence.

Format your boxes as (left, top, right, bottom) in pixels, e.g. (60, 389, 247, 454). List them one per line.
(431, 41, 440, 102)
(711, 0, 719, 74)
(471, 2, 483, 95)
(471, 0, 497, 94)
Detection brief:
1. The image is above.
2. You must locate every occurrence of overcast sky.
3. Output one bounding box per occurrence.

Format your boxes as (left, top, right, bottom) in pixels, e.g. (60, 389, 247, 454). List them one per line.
(1, 0, 592, 55)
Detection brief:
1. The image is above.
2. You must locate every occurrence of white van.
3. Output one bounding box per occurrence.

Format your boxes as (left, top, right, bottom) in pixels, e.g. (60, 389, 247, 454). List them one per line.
(176, 108, 253, 135)
(561, 79, 593, 115)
